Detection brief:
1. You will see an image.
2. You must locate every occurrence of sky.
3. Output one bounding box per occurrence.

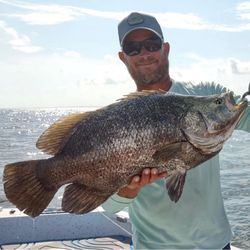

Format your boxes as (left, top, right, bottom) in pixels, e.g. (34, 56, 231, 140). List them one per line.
(0, 0, 250, 108)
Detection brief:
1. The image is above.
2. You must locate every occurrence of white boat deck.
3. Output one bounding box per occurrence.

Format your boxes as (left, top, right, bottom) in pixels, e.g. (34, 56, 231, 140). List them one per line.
(0, 207, 132, 249)
(2, 237, 131, 249)
(0, 207, 242, 250)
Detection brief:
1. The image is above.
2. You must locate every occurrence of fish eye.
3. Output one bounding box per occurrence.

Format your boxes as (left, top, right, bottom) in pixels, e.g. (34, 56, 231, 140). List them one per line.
(214, 98, 223, 105)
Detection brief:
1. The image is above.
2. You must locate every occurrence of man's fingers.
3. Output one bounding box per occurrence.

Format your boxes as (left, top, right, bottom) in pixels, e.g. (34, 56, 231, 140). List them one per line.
(149, 168, 159, 182)
(140, 168, 151, 186)
(126, 175, 141, 189)
(126, 168, 151, 189)
(149, 169, 167, 182)
(127, 168, 168, 190)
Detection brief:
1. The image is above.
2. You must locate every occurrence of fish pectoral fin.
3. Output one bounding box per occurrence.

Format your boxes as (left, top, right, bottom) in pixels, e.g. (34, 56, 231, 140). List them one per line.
(62, 183, 111, 214)
(153, 142, 184, 162)
(166, 170, 187, 203)
(36, 112, 91, 155)
(153, 143, 191, 202)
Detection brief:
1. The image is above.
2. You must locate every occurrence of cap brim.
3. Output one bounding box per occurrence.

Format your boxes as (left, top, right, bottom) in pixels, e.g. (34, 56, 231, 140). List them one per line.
(120, 27, 163, 46)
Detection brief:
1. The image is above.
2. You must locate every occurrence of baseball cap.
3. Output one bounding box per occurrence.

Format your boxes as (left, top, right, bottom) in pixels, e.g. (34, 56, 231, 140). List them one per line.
(118, 12, 164, 46)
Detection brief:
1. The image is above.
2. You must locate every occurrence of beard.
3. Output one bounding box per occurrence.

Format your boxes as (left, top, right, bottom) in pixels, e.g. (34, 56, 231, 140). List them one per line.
(126, 55, 169, 87)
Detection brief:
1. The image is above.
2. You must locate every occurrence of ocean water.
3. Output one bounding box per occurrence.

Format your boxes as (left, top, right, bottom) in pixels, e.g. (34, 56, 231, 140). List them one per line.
(0, 108, 249, 249)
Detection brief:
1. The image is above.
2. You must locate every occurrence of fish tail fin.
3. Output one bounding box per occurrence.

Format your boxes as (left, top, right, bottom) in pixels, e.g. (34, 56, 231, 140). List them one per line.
(3, 160, 57, 217)
(62, 183, 110, 214)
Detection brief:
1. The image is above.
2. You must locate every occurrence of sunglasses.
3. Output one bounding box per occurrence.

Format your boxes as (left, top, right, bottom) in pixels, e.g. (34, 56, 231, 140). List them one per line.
(122, 36, 163, 56)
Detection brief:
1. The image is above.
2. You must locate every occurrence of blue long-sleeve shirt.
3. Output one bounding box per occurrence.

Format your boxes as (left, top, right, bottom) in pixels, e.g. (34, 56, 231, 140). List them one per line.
(102, 81, 250, 249)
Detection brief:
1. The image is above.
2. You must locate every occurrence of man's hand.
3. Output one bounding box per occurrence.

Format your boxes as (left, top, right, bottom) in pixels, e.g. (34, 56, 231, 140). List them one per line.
(117, 168, 167, 199)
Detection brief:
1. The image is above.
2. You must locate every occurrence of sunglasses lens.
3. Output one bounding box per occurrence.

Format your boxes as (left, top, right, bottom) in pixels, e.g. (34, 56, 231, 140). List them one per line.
(144, 37, 162, 52)
(123, 36, 162, 56)
(123, 42, 141, 56)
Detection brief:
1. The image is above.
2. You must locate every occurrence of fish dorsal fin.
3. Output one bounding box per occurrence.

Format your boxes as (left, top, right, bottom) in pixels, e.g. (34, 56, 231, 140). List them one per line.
(36, 112, 90, 155)
(118, 89, 166, 102)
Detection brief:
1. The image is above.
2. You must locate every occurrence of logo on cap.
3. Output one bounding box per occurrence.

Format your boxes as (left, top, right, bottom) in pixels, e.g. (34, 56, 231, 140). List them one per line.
(127, 13, 144, 26)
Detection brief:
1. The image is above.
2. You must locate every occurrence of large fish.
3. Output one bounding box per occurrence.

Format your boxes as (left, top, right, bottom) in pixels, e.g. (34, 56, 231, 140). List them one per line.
(3, 90, 247, 217)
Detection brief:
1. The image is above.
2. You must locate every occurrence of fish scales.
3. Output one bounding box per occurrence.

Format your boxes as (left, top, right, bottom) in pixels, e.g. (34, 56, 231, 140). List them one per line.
(61, 93, 169, 155)
(55, 93, 177, 188)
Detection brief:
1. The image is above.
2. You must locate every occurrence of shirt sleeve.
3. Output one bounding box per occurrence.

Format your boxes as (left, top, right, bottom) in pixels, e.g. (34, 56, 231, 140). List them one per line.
(102, 193, 134, 214)
(236, 104, 250, 132)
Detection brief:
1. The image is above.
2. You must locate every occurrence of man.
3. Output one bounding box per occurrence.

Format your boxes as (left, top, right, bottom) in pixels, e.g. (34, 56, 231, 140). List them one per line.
(102, 12, 250, 249)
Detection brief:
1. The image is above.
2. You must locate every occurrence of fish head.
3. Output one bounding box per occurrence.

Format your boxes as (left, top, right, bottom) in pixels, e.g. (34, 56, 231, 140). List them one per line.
(181, 92, 248, 154)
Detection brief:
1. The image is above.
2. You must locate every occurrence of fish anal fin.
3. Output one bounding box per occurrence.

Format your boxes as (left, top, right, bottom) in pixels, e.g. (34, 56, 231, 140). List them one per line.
(36, 112, 90, 155)
(166, 170, 187, 203)
(62, 183, 111, 214)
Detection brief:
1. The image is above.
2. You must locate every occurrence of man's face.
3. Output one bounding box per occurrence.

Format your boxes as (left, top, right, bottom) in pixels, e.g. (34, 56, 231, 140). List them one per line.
(119, 29, 170, 87)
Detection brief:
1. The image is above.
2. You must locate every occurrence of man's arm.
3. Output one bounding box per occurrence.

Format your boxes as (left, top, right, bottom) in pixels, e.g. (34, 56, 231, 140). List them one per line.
(236, 105, 250, 132)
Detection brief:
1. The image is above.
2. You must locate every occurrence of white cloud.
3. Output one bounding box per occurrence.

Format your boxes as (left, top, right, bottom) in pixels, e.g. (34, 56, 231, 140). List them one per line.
(0, 52, 134, 108)
(230, 59, 250, 75)
(0, 0, 120, 25)
(1, 0, 250, 31)
(0, 48, 249, 108)
(171, 54, 250, 95)
(12, 12, 77, 25)
(236, 2, 250, 21)
(155, 12, 210, 30)
(64, 50, 81, 58)
(0, 1, 249, 107)
(0, 20, 42, 53)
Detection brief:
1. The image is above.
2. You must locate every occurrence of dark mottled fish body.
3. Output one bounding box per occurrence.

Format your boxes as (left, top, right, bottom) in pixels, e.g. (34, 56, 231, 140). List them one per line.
(3, 91, 247, 217)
